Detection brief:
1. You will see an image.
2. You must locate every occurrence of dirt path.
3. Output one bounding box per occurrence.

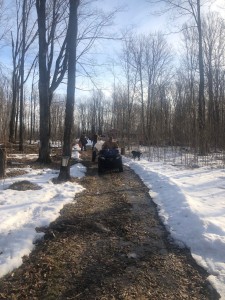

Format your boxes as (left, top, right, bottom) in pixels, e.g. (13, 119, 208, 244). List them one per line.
(0, 151, 220, 299)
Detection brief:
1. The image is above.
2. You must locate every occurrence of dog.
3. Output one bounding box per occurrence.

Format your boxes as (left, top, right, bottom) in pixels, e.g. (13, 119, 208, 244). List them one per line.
(131, 150, 142, 160)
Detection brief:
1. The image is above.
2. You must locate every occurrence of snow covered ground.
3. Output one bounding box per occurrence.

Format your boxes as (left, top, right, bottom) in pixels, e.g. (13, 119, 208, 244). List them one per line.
(124, 151, 225, 299)
(0, 145, 225, 299)
(0, 149, 86, 278)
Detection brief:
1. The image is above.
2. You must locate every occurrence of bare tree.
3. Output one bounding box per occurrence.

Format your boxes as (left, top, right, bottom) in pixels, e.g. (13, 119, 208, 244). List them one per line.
(203, 12, 225, 149)
(128, 35, 146, 142)
(36, 0, 51, 162)
(117, 32, 173, 146)
(58, 0, 80, 181)
(149, 0, 207, 153)
(19, 0, 28, 151)
(9, 0, 37, 145)
(143, 32, 173, 145)
(50, 95, 65, 143)
(29, 63, 39, 144)
(119, 35, 139, 146)
(0, 76, 11, 141)
(36, 0, 71, 163)
(35, 0, 119, 163)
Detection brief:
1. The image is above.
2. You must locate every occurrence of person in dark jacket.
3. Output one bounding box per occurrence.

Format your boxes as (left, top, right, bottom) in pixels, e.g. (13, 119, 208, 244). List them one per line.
(92, 133, 98, 150)
(79, 134, 87, 151)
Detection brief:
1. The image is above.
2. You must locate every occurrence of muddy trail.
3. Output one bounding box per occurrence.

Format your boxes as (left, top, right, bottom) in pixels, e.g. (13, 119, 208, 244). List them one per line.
(0, 150, 220, 299)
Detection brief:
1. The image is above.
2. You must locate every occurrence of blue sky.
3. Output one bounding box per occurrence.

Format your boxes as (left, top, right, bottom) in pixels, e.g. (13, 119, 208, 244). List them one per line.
(75, 0, 169, 98)
(75, 0, 225, 99)
(2, 0, 224, 99)
(0, 0, 171, 98)
(98, 0, 167, 34)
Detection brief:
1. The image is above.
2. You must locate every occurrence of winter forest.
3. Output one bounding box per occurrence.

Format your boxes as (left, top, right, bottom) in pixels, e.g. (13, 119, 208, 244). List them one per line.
(0, 0, 225, 165)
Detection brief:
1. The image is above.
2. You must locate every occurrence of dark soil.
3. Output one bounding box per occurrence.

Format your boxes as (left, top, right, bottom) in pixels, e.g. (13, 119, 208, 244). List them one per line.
(0, 150, 220, 299)
(8, 180, 42, 191)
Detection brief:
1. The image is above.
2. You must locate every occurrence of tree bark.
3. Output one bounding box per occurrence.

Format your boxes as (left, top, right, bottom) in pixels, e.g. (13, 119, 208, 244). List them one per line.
(0, 146, 6, 179)
(36, 0, 51, 163)
(19, 0, 27, 152)
(58, 0, 80, 181)
(197, 0, 206, 155)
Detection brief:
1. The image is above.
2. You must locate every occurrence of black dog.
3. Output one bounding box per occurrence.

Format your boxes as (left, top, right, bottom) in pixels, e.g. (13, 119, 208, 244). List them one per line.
(131, 150, 142, 160)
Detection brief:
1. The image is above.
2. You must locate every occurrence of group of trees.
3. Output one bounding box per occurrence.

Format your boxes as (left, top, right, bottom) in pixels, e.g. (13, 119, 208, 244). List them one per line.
(0, 0, 116, 178)
(76, 8, 225, 154)
(76, 7, 225, 154)
(0, 0, 225, 177)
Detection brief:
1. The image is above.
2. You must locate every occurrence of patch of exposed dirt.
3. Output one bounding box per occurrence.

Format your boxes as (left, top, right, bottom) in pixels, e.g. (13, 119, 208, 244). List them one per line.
(0, 150, 220, 299)
(8, 180, 42, 191)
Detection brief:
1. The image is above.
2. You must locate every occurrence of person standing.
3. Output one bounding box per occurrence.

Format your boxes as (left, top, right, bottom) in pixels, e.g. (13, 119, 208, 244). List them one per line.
(92, 133, 98, 150)
(79, 133, 87, 151)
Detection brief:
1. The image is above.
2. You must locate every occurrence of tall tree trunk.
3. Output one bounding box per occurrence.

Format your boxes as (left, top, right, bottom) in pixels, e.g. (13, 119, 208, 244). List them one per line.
(9, 30, 20, 144)
(19, 0, 27, 152)
(36, 0, 51, 163)
(9, 72, 18, 143)
(197, 0, 206, 155)
(139, 67, 146, 141)
(15, 92, 19, 141)
(58, 0, 80, 180)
